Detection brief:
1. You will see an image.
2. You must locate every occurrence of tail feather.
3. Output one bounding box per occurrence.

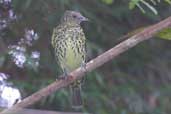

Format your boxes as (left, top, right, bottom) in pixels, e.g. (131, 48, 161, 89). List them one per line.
(70, 83, 83, 110)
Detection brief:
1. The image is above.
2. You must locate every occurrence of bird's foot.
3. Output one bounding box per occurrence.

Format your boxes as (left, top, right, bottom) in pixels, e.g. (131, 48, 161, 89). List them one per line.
(81, 62, 86, 72)
(80, 62, 87, 85)
(56, 70, 68, 80)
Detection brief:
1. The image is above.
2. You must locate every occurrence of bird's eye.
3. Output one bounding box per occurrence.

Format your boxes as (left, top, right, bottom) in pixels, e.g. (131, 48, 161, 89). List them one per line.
(73, 15, 77, 18)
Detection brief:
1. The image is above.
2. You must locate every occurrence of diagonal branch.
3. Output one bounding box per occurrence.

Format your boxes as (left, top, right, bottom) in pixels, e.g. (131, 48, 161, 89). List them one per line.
(2, 16, 171, 114)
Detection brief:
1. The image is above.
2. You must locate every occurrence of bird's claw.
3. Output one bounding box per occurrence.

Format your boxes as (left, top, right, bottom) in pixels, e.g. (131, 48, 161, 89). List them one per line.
(81, 62, 86, 71)
(56, 69, 68, 80)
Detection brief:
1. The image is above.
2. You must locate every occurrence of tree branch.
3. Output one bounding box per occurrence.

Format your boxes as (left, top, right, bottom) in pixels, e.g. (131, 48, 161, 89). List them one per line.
(2, 16, 171, 114)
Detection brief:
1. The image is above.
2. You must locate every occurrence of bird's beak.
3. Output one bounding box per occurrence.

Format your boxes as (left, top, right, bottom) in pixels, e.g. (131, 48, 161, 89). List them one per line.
(80, 16, 89, 22)
(83, 17, 89, 21)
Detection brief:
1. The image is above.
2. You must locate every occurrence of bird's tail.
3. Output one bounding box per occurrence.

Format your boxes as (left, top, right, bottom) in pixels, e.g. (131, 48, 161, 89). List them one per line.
(70, 80, 83, 110)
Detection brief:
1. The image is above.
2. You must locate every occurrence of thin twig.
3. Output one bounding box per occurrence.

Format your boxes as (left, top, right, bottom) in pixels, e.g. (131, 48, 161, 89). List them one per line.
(1, 16, 171, 114)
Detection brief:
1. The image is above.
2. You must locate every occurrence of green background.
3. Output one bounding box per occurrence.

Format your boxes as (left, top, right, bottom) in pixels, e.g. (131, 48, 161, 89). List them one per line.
(1, 0, 171, 114)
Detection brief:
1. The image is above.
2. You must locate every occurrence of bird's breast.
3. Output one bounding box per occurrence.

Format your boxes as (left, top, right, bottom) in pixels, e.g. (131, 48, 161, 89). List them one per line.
(62, 38, 83, 72)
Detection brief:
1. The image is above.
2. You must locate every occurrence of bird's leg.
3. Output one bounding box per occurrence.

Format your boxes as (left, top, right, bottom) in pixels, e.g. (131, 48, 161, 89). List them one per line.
(57, 68, 68, 80)
(81, 62, 86, 71)
(80, 62, 87, 85)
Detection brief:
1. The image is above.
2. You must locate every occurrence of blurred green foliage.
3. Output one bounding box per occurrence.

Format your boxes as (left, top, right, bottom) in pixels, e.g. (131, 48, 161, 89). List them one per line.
(1, 0, 171, 114)
(156, 28, 171, 40)
(129, 0, 171, 15)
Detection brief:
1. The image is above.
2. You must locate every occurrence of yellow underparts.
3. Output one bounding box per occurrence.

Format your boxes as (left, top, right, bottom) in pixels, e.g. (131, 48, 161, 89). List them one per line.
(61, 38, 82, 73)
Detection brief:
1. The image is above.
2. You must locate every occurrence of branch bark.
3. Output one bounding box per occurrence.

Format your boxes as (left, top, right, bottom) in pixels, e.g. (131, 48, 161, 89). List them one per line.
(2, 16, 171, 114)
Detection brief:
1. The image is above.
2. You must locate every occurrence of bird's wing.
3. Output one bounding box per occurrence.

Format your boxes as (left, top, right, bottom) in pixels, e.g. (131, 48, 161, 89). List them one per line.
(51, 25, 63, 47)
(79, 30, 87, 63)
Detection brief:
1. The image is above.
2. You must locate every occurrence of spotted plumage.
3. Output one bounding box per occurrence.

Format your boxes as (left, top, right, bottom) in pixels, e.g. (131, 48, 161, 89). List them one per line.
(51, 11, 88, 109)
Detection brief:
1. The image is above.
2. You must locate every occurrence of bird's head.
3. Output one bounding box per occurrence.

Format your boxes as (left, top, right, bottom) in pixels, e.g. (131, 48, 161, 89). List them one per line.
(61, 10, 88, 24)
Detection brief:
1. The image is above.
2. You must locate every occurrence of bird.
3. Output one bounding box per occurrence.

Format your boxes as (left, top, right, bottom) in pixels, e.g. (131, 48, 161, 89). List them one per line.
(51, 10, 88, 109)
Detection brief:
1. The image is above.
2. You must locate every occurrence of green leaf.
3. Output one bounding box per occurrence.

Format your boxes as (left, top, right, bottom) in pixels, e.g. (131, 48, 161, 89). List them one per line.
(129, 0, 158, 15)
(156, 28, 171, 40)
(129, 0, 140, 9)
(141, 0, 158, 15)
(165, 0, 171, 4)
(101, 0, 114, 5)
